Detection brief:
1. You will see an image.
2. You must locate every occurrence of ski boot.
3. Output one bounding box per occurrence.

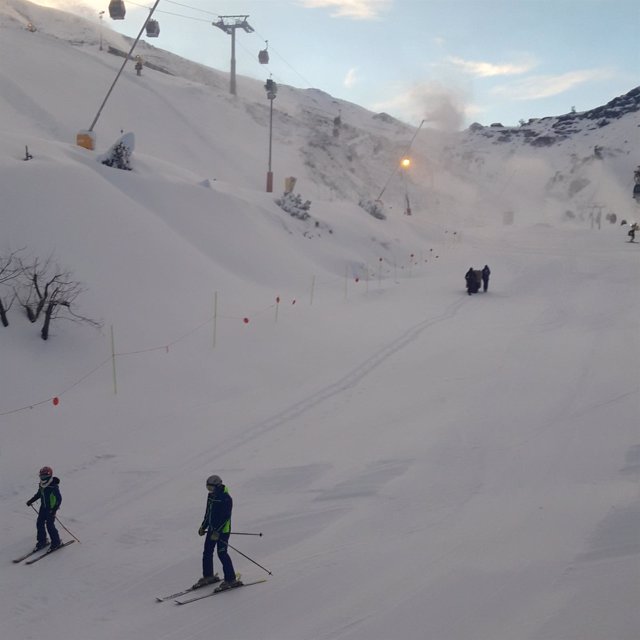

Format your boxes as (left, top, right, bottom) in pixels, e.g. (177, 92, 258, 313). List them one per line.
(192, 574, 220, 589)
(215, 577, 243, 591)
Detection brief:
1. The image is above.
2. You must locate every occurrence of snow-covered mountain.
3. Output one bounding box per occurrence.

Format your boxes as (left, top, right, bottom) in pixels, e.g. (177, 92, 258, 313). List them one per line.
(2, 0, 638, 226)
(1, 2, 639, 640)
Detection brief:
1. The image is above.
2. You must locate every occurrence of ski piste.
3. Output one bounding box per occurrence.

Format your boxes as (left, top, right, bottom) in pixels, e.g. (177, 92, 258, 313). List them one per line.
(23, 540, 75, 564)
(155, 576, 220, 602)
(175, 578, 267, 605)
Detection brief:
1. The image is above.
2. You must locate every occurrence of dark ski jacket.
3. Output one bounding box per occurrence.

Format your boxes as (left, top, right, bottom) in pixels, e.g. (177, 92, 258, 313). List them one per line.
(482, 266, 491, 281)
(200, 484, 232, 535)
(28, 477, 61, 515)
(465, 269, 479, 293)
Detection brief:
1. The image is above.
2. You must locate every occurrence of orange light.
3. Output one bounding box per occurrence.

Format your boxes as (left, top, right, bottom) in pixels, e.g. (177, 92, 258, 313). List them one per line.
(400, 157, 411, 169)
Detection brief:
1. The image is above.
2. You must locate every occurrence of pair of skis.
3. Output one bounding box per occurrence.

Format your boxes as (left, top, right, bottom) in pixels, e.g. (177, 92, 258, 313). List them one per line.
(157, 574, 267, 605)
(12, 540, 75, 565)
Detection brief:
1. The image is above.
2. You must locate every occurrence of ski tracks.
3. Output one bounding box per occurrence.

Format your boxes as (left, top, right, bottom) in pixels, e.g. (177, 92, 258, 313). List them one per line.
(103, 294, 466, 512)
(192, 295, 467, 464)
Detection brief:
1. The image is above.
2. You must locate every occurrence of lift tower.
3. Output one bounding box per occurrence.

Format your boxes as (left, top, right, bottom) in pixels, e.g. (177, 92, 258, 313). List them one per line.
(213, 15, 254, 96)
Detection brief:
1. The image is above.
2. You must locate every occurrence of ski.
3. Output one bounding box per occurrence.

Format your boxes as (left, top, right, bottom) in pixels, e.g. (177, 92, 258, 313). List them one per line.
(156, 576, 220, 602)
(24, 540, 75, 564)
(12, 547, 46, 564)
(175, 579, 267, 605)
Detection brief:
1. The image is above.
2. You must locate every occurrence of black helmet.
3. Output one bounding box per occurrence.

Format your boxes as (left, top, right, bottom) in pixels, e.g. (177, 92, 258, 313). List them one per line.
(206, 474, 222, 489)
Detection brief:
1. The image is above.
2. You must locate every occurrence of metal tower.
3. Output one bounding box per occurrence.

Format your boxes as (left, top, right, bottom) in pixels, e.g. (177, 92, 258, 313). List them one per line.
(213, 15, 254, 96)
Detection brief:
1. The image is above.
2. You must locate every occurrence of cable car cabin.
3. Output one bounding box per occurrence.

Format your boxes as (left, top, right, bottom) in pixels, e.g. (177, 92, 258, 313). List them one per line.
(146, 19, 159, 38)
(109, 0, 126, 20)
(258, 49, 269, 64)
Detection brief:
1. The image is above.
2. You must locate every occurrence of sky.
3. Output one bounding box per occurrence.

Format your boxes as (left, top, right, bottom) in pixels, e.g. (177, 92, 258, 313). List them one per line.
(2, 4, 640, 639)
(32, 0, 639, 128)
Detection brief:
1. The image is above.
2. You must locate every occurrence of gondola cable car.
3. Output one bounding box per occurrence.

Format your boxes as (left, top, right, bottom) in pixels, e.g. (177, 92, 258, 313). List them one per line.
(146, 19, 159, 37)
(109, 0, 126, 20)
(258, 40, 269, 65)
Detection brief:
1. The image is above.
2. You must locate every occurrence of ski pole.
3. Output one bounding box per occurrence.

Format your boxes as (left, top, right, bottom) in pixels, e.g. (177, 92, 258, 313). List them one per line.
(31, 504, 81, 543)
(226, 541, 273, 575)
(231, 532, 263, 537)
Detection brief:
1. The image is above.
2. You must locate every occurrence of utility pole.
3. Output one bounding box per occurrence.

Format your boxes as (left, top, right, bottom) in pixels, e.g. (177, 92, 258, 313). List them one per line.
(213, 15, 254, 96)
(98, 10, 104, 51)
(265, 78, 278, 192)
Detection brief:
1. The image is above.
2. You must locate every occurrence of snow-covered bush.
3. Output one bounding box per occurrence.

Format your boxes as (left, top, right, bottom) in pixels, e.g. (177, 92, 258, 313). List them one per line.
(276, 192, 311, 220)
(100, 132, 135, 171)
(358, 198, 386, 220)
(102, 142, 132, 171)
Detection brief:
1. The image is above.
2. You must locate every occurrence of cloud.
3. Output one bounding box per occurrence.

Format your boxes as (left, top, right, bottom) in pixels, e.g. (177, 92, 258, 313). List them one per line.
(298, 0, 392, 20)
(343, 68, 358, 88)
(447, 55, 537, 78)
(491, 68, 612, 100)
(373, 82, 468, 131)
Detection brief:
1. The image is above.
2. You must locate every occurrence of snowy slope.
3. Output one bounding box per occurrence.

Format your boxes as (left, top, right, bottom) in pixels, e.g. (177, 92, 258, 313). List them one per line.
(1, 2, 639, 640)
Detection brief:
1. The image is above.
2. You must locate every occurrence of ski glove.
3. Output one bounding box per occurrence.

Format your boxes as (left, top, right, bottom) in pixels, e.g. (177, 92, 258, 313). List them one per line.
(198, 526, 206, 536)
(26, 499, 34, 506)
(210, 531, 219, 541)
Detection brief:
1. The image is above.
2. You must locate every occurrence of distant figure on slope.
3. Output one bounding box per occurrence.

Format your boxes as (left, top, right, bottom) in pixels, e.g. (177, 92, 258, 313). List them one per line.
(195, 474, 241, 591)
(26, 466, 62, 552)
(465, 267, 479, 295)
(628, 223, 638, 242)
(481, 265, 491, 292)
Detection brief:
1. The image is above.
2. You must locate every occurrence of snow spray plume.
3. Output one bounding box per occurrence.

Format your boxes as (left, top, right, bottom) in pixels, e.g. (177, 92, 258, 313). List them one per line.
(418, 84, 466, 132)
(32, 1, 107, 15)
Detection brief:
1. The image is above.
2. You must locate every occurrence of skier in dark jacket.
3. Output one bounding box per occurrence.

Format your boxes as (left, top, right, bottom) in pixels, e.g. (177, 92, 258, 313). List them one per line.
(481, 265, 491, 292)
(465, 267, 479, 295)
(26, 466, 61, 551)
(194, 475, 241, 590)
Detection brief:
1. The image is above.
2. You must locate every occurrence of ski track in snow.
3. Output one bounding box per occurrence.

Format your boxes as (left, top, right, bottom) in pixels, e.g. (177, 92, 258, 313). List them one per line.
(98, 295, 467, 517)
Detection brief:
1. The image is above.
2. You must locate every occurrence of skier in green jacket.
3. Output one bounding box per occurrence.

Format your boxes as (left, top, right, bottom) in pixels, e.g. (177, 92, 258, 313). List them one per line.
(26, 466, 62, 551)
(194, 474, 241, 590)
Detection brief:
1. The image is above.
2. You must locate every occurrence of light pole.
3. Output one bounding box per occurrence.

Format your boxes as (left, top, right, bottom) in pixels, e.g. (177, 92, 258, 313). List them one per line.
(400, 157, 412, 215)
(265, 78, 277, 192)
(99, 10, 104, 51)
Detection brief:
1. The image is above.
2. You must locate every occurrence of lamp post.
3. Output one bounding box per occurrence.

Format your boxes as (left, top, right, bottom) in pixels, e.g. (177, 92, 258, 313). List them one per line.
(99, 10, 104, 51)
(400, 157, 412, 215)
(265, 78, 277, 193)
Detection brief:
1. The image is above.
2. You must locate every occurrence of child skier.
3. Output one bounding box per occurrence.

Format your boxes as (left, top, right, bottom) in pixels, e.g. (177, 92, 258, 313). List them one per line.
(26, 466, 62, 551)
(195, 474, 241, 591)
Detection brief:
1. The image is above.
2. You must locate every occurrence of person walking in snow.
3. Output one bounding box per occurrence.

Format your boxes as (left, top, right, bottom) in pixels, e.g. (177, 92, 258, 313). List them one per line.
(26, 466, 62, 552)
(195, 474, 241, 591)
(465, 267, 479, 295)
(481, 265, 491, 292)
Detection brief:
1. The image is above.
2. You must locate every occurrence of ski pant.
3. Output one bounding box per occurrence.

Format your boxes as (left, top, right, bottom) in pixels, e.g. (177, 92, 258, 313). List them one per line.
(202, 531, 235, 582)
(37, 511, 60, 547)
(482, 278, 489, 292)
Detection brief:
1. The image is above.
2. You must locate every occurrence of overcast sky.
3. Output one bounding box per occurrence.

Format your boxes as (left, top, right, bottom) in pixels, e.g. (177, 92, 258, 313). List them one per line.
(36, 0, 639, 127)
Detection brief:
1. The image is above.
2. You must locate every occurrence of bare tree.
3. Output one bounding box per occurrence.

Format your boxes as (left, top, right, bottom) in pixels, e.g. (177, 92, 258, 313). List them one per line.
(15, 255, 101, 340)
(0, 249, 23, 327)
